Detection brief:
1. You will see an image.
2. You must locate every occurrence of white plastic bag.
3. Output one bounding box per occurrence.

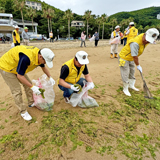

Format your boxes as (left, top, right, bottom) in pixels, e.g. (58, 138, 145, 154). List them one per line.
(70, 81, 99, 108)
(32, 74, 55, 111)
(89, 35, 95, 42)
(11, 42, 15, 48)
(109, 37, 120, 45)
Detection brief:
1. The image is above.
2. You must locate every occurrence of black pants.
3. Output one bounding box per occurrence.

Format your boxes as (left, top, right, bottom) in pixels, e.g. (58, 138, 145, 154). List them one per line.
(50, 38, 53, 42)
(14, 43, 20, 46)
(121, 39, 123, 45)
(95, 40, 99, 46)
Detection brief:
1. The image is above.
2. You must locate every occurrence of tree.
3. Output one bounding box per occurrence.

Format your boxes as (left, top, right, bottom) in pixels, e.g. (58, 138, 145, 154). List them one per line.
(42, 7, 52, 34)
(0, 7, 5, 13)
(13, 0, 26, 28)
(63, 9, 73, 40)
(138, 25, 143, 33)
(120, 19, 128, 32)
(96, 16, 102, 35)
(111, 18, 117, 31)
(144, 25, 150, 32)
(49, 9, 55, 32)
(83, 10, 92, 39)
(25, 7, 37, 33)
(101, 14, 108, 39)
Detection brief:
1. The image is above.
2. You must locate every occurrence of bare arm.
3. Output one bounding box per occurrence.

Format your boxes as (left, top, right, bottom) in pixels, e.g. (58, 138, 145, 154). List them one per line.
(41, 66, 51, 78)
(84, 74, 93, 82)
(17, 74, 32, 88)
(133, 56, 139, 66)
(59, 78, 71, 89)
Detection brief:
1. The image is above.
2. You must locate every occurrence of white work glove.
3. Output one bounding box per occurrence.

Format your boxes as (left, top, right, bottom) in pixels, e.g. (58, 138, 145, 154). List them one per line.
(49, 77, 55, 85)
(87, 82, 95, 90)
(70, 85, 80, 92)
(137, 65, 142, 73)
(31, 86, 41, 95)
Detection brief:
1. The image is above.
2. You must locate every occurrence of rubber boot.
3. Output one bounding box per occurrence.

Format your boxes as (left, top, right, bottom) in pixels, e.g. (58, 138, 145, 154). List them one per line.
(123, 82, 131, 96)
(110, 53, 114, 59)
(114, 53, 118, 58)
(129, 79, 139, 91)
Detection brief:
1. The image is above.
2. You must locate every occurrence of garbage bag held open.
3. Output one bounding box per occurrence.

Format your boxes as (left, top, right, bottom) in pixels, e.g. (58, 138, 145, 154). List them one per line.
(32, 74, 55, 111)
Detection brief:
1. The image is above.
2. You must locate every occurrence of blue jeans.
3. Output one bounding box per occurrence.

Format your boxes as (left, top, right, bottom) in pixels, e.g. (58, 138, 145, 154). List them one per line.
(58, 78, 86, 98)
(123, 38, 127, 46)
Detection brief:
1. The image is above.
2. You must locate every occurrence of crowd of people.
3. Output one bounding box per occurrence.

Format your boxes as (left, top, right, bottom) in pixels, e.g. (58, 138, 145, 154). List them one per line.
(0, 22, 159, 121)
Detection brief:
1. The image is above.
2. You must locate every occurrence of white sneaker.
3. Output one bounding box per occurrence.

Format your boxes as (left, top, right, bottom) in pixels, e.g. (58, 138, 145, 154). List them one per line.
(21, 111, 32, 121)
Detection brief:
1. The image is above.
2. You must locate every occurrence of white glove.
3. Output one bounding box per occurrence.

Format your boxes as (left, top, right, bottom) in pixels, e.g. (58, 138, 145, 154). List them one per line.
(49, 77, 55, 85)
(137, 65, 142, 73)
(87, 82, 95, 90)
(31, 86, 41, 95)
(70, 85, 80, 92)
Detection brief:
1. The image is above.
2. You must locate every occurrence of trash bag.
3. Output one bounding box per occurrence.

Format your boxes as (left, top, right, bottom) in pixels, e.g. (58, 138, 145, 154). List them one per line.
(89, 35, 95, 41)
(32, 74, 55, 111)
(109, 37, 120, 45)
(70, 81, 99, 108)
(11, 42, 15, 48)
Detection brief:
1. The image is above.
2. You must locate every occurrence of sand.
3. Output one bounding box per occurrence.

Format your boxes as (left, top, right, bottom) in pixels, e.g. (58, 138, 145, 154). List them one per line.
(0, 40, 160, 159)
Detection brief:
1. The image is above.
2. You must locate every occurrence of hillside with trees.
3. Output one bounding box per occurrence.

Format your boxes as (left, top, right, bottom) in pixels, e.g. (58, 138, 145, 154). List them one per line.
(0, 0, 160, 39)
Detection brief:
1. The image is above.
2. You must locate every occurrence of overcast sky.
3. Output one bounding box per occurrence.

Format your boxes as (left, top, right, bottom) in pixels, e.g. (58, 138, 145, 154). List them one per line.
(44, 0, 160, 16)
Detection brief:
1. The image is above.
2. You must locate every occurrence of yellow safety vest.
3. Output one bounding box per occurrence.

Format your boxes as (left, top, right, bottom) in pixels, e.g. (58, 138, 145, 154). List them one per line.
(58, 58, 85, 84)
(127, 26, 138, 42)
(0, 46, 40, 74)
(123, 30, 127, 38)
(119, 33, 148, 61)
(113, 31, 119, 38)
(12, 30, 20, 43)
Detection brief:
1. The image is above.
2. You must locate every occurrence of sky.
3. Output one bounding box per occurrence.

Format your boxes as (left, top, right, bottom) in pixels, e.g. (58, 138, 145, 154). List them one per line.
(44, 0, 160, 16)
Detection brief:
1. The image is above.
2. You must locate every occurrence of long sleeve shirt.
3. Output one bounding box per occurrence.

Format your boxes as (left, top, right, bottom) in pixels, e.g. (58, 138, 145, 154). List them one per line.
(22, 31, 29, 40)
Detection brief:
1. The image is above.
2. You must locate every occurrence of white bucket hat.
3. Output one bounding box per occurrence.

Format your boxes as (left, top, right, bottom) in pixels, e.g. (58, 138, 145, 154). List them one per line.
(40, 48, 55, 68)
(75, 51, 89, 65)
(15, 25, 20, 29)
(129, 22, 134, 25)
(145, 28, 159, 44)
(115, 25, 120, 29)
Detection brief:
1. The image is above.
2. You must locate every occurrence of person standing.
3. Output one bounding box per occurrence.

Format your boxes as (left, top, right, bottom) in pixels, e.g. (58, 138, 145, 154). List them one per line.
(94, 31, 99, 47)
(22, 27, 29, 46)
(123, 28, 128, 46)
(125, 22, 138, 43)
(0, 46, 55, 121)
(12, 25, 20, 46)
(110, 25, 120, 58)
(118, 28, 159, 96)
(49, 31, 53, 43)
(80, 31, 86, 47)
(58, 51, 94, 103)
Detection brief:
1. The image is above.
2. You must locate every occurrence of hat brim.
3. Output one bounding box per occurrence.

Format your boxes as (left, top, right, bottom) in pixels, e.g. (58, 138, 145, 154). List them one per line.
(145, 34, 156, 44)
(78, 58, 89, 65)
(46, 61, 53, 68)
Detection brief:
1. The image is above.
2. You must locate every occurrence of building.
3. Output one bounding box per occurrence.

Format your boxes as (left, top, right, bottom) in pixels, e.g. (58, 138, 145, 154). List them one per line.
(71, 21, 85, 29)
(25, 1, 42, 10)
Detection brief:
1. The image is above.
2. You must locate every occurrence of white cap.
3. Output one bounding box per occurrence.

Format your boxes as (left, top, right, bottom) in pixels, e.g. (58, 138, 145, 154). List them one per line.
(40, 48, 55, 68)
(15, 25, 20, 29)
(115, 25, 120, 29)
(75, 51, 89, 65)
(129, 22, 134, 25)
(145, 28, 159, 44)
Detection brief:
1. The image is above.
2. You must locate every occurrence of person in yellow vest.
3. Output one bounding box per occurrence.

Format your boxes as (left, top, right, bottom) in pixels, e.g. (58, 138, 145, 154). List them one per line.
(0, 46, 55, 121)
(125, 22, 138, 43)
(12, 25, 20, 46)
(58, 51, 94, 103)
(49, 31, 53, 43)
(118, 28, 159, 96)
(123, 28, 128, 46)
(110, 25, 120, 58)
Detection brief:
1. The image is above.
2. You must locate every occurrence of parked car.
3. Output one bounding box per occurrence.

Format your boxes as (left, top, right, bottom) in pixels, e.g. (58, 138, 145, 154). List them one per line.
(29, 34, 47, 40)
(66, 37, 74, 40)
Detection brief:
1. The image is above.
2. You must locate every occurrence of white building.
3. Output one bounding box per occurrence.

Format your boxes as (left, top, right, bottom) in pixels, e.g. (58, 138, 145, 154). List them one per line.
(25, 1, 42, 10)
(71, 21, 85, 29)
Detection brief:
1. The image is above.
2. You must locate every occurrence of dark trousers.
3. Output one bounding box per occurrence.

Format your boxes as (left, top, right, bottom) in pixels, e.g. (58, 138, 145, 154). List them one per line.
(123, 38, 127, 46)
(95, 40, 99, 46)
(121, 39, 123, 45)
(50, 38, 53, 42)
